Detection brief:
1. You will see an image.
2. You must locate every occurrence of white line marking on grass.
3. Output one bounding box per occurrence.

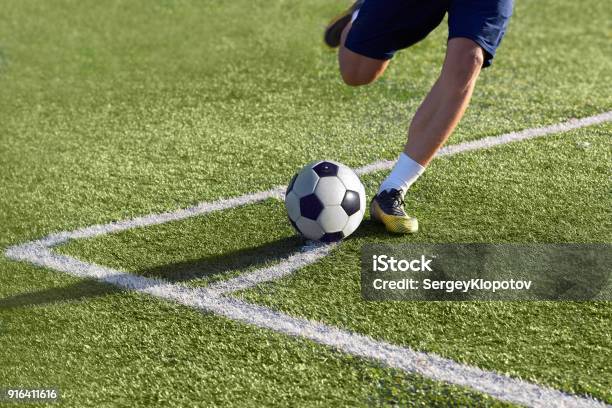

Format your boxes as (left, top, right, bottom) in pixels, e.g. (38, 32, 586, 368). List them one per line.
(5, 242, 608, 408)
(354, 111, 612, 176)
(35, 188, 286, 247)
(216, 298, 609, 408)
(206, 241, 335, 296)
(5, 111, 612, 408)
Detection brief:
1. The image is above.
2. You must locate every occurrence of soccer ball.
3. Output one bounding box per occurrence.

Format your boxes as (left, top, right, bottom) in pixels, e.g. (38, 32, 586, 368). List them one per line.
(285, 160, 366, 242)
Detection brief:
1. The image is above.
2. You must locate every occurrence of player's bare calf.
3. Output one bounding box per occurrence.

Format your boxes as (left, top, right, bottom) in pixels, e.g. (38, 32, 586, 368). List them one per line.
(324, 0, 512, 233)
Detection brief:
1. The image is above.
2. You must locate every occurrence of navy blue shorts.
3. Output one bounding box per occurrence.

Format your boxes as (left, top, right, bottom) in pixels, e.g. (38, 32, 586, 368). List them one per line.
(345, 0, 513, 67)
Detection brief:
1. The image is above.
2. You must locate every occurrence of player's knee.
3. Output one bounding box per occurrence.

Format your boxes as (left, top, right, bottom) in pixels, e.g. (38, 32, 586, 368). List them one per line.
(445, 47, 484, 88)
(340, 68, 377, 86)
(338, 48, 386, 86)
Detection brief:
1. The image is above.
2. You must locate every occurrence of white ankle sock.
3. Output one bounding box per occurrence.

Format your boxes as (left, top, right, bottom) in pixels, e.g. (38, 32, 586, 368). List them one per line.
(378, 153, 425, 196)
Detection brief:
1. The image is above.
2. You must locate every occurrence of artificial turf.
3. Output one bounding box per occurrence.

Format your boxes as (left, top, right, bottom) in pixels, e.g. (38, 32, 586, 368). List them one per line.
(1, 281, 519, 407)
(239, 127, 612, 402)
(56, 125, 612, 404)
(56, 199, 299, 287)
(1, 0, 611, 406)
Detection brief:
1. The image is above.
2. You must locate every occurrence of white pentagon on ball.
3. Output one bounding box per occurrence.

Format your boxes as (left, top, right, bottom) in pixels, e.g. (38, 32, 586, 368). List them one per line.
(285, 160, 366, 242)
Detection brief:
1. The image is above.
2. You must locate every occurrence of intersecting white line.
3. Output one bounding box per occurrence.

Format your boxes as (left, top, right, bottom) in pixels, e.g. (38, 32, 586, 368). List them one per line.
(5, 111, 612, 408)
(206, 242, 336, 296)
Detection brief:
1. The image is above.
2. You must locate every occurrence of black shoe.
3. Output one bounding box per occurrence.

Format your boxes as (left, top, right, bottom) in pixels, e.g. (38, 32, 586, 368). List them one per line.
(370, 189, 419, 234)
(323, 0, 364, 48)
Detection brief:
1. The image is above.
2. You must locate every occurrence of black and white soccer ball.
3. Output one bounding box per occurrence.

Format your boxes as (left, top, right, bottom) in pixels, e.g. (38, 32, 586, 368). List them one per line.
(285, 160, 366, 242)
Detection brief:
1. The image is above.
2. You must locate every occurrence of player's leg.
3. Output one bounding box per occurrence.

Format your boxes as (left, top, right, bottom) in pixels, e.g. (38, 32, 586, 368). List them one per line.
(338, 23, 390, 86)
(324, 0, 447, 87)
(405, 37, 484, 165)
(324, 1, 389, 86)
(372, 39, 484, 234)
(372, 0, 513, 234)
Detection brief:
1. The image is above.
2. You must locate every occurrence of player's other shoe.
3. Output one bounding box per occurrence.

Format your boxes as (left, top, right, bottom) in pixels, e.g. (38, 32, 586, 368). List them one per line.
(370, 189, 419, 234)
(324, 0, 363, 48)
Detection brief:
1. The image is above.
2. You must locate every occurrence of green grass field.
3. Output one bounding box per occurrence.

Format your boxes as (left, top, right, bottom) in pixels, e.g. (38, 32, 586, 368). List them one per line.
(1, 0, 611, 407)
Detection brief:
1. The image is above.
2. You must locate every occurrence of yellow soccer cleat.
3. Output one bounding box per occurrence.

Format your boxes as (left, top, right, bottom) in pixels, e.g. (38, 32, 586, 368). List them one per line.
(370, 189, 419, 234)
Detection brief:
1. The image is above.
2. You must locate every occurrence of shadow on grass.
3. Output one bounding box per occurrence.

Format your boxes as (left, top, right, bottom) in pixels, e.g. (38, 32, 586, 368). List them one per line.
(0, 280, 122, 310)
(351, 218, 408, 240)
(137, 235, 305, 282)
(1, 219, 389, 309)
